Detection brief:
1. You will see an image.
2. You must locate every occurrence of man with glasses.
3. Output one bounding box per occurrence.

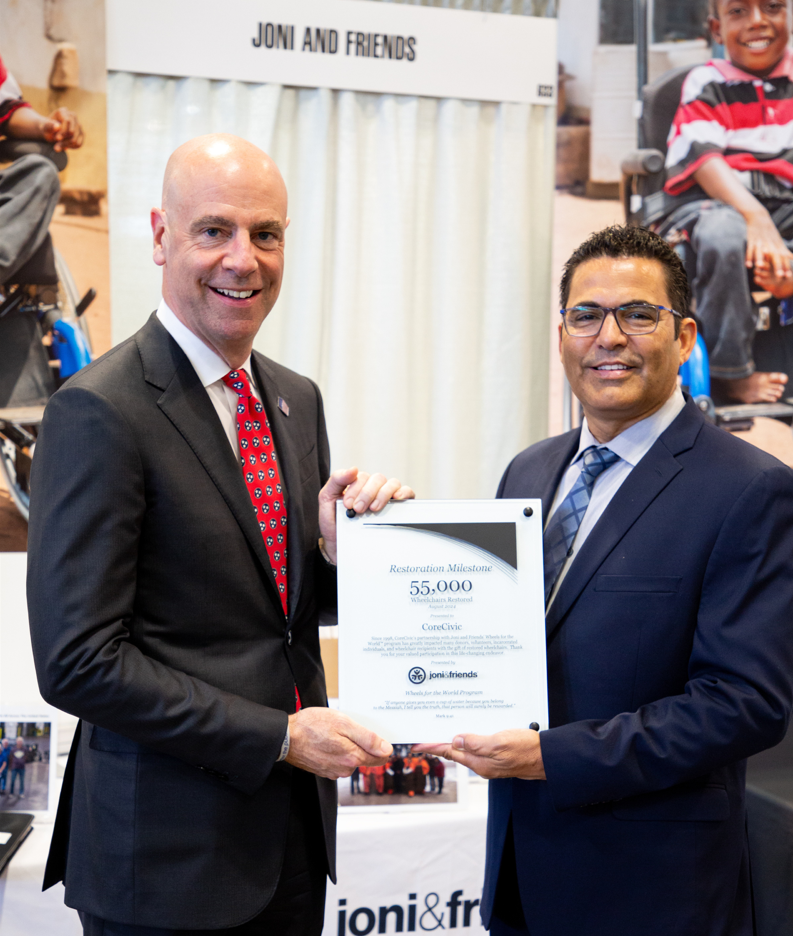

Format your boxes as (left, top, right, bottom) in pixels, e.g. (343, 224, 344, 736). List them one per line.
(416, 225, 793, 936)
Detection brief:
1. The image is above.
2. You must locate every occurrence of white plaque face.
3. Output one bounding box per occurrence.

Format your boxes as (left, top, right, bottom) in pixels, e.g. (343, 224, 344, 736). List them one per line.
(336, 499, 547, 743)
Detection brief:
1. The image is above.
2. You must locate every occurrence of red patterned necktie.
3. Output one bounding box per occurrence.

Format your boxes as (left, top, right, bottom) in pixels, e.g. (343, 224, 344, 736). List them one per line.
(223, 369, 288, 616)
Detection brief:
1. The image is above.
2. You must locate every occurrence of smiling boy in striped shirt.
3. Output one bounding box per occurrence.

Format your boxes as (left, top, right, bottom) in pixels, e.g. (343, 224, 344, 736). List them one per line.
(660, 0, 793, 404)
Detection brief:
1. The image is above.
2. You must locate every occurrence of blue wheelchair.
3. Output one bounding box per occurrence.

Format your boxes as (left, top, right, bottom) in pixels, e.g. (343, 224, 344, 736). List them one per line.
(0, 140, 95, 520)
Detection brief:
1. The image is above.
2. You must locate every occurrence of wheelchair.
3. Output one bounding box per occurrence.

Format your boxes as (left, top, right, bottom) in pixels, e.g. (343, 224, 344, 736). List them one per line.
(0, 139, 95, 520)
(621, 65, 793, 431)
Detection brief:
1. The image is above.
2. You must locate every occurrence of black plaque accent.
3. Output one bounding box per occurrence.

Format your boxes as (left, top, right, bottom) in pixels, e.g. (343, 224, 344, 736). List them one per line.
(385, 522, 517, 570)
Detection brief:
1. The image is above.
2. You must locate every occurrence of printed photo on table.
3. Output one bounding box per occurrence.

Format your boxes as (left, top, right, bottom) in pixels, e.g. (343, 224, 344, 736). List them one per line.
(0, 719, 55, 814)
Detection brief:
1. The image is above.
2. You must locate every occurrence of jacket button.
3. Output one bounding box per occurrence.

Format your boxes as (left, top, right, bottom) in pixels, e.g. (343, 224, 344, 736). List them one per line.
(286, 630, 293, 646)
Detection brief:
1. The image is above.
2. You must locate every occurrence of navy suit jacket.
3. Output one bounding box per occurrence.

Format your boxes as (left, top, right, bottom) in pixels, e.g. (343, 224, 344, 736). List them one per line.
(27, 315, 337, 929)
(484, 399, 793, 936)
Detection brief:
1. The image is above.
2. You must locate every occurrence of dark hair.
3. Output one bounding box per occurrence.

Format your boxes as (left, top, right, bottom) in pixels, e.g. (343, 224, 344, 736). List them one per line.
(559, 225, 690, 336)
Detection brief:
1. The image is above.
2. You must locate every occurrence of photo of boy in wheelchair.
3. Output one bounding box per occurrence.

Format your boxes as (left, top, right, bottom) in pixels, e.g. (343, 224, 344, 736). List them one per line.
(0, 53, 94, 521)
(0, 52, 83, 303)
(625, 0, 793, 410)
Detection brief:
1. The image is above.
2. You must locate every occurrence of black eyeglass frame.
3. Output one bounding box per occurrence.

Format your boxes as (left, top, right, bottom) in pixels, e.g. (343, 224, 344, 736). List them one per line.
(559, 304, 684, 337)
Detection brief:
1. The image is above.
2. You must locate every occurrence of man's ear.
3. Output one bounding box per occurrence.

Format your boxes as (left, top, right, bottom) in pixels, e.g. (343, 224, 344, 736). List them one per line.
(151, 207, 167, 267)
(677, 318, 698, 366)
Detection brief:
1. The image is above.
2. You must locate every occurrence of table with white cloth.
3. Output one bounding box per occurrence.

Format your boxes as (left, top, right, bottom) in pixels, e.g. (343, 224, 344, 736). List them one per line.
(0, 779, 490, 935)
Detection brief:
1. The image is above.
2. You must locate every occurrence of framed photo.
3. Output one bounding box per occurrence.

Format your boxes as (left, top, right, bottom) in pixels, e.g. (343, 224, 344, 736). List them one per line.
(0, 714, 58, 817)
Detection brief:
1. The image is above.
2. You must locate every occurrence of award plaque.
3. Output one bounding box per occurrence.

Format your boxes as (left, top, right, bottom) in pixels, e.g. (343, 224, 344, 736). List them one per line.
(336, 499, 547, 742)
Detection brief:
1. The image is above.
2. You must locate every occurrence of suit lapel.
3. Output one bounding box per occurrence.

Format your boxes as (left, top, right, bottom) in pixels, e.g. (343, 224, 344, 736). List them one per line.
(545, 399, 705, 642)
(538, 431, 582, 526)
(136, 316, 283, 611)
(251, 352, 307, 619)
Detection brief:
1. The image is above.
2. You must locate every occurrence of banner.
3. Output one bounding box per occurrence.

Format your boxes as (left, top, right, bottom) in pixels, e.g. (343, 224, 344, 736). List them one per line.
(325, 786, 489, 935)
(106, 0, 557, 106)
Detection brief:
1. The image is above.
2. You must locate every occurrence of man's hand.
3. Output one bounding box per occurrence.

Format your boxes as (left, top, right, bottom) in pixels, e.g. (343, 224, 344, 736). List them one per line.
(285, 707, 392, 779)
(318, 467, 414, 564)
(413, 729, 546, 781)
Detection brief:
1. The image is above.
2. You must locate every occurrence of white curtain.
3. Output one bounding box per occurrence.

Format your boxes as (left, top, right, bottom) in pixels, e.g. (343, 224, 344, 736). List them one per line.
(107, 26, 555, 499)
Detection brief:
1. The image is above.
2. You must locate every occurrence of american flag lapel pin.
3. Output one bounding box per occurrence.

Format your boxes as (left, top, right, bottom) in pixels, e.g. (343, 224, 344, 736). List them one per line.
(278, 396, 290, 416)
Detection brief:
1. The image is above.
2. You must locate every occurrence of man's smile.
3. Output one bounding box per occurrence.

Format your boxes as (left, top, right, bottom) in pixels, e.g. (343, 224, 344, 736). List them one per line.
(585, 360, 639, 378)
(209, 286, 262, 301)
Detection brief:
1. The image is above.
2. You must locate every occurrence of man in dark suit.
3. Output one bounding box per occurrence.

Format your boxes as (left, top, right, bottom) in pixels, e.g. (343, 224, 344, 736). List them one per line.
(417, 226, 793, 935)
(27, 134, 412, 936)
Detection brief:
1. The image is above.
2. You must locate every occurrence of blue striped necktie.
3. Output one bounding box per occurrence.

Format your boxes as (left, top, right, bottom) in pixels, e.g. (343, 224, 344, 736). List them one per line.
(543, 445, 620, 605)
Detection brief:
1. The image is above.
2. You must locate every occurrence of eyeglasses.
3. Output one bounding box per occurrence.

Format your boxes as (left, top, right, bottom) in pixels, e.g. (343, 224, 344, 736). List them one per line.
(559, 303, 683, 337)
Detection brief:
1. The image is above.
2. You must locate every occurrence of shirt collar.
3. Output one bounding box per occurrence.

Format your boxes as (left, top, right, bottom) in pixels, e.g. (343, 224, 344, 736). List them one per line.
(575, 387, 686, 468)
(156, 299, 253, 389)
(711, 48, 793, 83)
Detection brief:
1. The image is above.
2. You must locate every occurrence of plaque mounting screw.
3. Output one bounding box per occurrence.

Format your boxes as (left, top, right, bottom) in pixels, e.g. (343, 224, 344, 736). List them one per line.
(523, 507, 533, 517)
(346, 508, 357, 519)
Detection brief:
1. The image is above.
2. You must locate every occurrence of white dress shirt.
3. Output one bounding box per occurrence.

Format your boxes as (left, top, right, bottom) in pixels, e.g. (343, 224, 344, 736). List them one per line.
(546, 387, 686, 605)
(156, 300, 262, 459)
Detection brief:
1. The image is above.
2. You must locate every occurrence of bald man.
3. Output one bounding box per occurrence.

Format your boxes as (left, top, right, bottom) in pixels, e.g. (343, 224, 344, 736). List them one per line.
(27, 135, 412, 936)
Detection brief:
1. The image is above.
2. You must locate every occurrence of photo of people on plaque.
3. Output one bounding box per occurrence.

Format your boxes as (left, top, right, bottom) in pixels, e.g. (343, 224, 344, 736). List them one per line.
(0, 720, 53, 813)
(338, 745, 460, 808)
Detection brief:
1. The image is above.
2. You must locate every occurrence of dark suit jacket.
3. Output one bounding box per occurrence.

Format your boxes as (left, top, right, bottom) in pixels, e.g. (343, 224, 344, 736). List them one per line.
(26, 314, 337, 929)
(483, 399, 793, 936)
